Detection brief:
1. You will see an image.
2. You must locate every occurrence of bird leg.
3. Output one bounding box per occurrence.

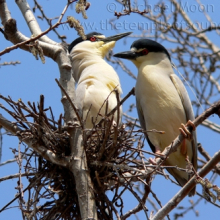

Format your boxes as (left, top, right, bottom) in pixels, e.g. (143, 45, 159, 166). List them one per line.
(180, 139, 187, 156)
(179, 120, 196, 140)
(179, 120, 196, 158)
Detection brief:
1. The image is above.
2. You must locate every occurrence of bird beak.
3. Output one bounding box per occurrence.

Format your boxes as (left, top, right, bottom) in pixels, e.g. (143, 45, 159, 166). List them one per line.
(102, 32, 132, 43)
(113, 51, 137, 60)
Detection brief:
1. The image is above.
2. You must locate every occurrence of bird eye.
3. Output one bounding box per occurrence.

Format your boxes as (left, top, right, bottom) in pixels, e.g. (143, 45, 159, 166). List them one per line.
(90, 36, 97, 42)
(141, 49, 148, 55)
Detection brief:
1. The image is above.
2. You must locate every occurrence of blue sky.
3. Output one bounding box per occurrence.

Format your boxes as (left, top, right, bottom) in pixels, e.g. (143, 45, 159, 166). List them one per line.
(0, 0, 220, 219)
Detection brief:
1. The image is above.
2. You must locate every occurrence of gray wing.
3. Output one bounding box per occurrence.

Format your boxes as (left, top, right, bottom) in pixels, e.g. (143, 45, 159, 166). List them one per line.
(136, 99, 146, 131)
(136, 98, 156, 153)
(170, 74, 197, 172)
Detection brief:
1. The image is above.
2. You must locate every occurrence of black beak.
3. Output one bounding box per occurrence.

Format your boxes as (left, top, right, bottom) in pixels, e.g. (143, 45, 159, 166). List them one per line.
(102, 32, 132, 43)
(113, 51, 137, 60)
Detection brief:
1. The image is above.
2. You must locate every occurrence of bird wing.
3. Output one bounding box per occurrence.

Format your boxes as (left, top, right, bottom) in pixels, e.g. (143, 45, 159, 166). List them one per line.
(75, 83, 87, 114)
(136, 99, 146, 131)
(136, 98, 156, 153)
(170, 74, 197, 171)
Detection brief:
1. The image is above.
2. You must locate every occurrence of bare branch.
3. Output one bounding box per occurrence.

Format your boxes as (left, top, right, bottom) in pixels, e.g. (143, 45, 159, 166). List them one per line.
(16, 0, 57, 45)
(0, 172, 35, 182)
(151, 150, 220, 220)
(0, 158, 16, 166)
(0, 112, 68, 167)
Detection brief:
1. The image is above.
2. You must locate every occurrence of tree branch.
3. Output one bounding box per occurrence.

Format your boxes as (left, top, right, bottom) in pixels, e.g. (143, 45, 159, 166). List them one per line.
(16, 0, 57, 45)
(55, 46, 98, 219)
(151, 150, 220, 220)
(0, 172, 35, 182)
(0, 113, 68, 167)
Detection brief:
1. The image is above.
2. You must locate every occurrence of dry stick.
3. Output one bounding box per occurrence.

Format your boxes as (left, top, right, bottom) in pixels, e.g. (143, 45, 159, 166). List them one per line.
(121, 178, 151, 220)
(38, 95, 44, 141)
(106, 55, 137, 80)
(151, 150, 220, 220)
(93, 87, 117, 126)
(101, 193, 120, 220)
(115, 89, 120, 127)
(0, 172, 35, 182)
(0, 113, 68, 167)
(1, 95, 39, 125)
(128, 146, 166, 159)
(123, 184, 149, 220)
(33, 0, 67, 41)
(0, 158, 17, 166)
(17, 141, 24, 201)
(174, 195, 202, 219)
(198, 143, 220, 175)
(49, 106, 56, 128)
(107, 87, 135, 118)
(97, 120, 112, 161)
(58, 114, 62, 133)
(198, 143, 211, 161)
(0, 185, 29, 213)
(0, 18, 67, 56)
(196, 192, 220, 208)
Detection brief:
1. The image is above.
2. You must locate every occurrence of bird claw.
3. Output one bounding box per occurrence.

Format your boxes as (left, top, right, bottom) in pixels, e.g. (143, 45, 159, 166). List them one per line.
(149, 149, 164, 165)
(149, 157, 157, 165)
(179, 120, 196, 140)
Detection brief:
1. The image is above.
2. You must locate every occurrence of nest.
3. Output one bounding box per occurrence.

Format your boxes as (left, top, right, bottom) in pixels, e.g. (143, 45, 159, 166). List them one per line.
(0, 94, 151, 220)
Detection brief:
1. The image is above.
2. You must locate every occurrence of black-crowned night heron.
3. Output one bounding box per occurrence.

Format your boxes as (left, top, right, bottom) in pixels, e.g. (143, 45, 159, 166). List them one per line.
(68, 32, 131, 128)
(114, 39, 197, 196)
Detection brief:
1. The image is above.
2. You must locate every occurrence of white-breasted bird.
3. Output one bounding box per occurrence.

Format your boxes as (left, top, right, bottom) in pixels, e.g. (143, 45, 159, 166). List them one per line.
(114, 39, 197, 196)
(68, 32, 131, 128)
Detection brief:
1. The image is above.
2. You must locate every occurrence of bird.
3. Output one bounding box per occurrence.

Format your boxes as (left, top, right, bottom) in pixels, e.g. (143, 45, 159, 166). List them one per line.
(68, 32, 131, 129)
(114, 39, 197, 196)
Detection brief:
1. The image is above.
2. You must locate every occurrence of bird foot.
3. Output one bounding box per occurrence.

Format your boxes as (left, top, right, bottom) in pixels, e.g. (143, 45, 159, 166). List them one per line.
(149, 157, 157, 165)
(179, 120, 196, 140)
(149, 149, 164, 165)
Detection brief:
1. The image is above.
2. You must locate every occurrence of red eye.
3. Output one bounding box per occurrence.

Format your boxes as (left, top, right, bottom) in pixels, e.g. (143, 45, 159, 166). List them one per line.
(90, 36, 97, 42)
(141, 49, 148, 55)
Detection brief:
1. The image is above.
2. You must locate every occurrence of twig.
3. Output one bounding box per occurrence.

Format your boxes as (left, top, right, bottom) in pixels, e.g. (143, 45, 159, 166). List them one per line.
(0, 185, 29, 213)
(0, 172, 35, 182)
(0, 158, 17, 166)
(0, 19, 67, 56)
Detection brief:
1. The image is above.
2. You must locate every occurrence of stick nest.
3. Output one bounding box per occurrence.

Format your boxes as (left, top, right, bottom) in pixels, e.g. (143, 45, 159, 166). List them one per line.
(0, 95, 149, 220)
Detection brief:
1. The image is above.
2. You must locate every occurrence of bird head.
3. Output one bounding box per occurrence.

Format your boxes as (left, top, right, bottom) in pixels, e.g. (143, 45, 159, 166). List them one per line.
(68, 32, 132, 58)
(113, 39, 171, 68)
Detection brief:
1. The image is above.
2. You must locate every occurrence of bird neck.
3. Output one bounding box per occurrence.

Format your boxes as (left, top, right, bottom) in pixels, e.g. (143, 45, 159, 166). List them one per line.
(70, 50, 104, 80)
(132, 53, 173, 83)
(70, 50, 122, 94)
(134, 52, 172, 70)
